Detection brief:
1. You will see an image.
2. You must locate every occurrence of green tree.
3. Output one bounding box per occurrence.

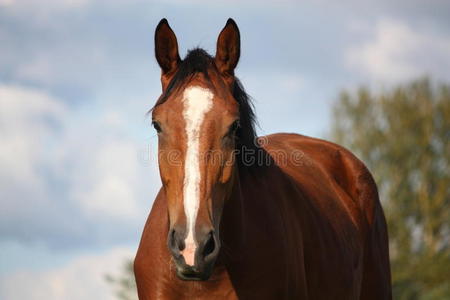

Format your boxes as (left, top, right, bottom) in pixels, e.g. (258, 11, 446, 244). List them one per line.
(330, 78, 450, 299)
(106, 260, 138, 300)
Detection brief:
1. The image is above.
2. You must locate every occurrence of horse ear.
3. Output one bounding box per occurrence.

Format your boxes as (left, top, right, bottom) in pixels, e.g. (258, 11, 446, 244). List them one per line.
(215, 18, 240, 76)
(155, 18, 180, 75)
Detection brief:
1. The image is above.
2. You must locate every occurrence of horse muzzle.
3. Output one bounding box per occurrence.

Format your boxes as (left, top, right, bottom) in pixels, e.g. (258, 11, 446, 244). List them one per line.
(167, 226, 220, 281)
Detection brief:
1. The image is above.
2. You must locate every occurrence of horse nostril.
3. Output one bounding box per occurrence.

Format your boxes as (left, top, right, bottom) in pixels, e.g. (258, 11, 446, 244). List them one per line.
(168, 229, 175, 250)
(168, 229, 184, 254)
(202, 231, 216, 258)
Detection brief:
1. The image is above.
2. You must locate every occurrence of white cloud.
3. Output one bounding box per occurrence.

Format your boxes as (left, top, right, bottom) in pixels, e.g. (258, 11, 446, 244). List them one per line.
(346, 19, 450, 82)
(3, 0, 90, 9)
(0, 85, 70, 236)
(0, 0, 14, 6)
(0, 85, 66, 187)
(0, 84, 158, 247)
(0, 1, 157, 94)
(0, 247, 136, 300)
(67, 131, 142, 219)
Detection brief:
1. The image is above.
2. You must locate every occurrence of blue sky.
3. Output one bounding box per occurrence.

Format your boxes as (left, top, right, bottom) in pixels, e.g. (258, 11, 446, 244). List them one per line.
(1, 0, 450, 298)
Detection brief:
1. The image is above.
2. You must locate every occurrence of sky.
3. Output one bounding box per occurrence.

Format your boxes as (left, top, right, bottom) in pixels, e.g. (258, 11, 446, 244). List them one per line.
(1, 0, 449, 299)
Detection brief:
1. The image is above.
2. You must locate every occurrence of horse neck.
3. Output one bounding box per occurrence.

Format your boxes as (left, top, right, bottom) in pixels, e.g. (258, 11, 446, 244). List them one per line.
(219, 143, 277, 258)
(219, 164, 247, 260)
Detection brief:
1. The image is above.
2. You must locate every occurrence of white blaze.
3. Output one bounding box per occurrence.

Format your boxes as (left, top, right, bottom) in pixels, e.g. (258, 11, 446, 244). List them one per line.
(181, 86, 213, 266)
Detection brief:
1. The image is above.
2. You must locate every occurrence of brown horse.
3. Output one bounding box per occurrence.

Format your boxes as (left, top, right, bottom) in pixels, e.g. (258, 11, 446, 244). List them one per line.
(134, 18, 392, 299)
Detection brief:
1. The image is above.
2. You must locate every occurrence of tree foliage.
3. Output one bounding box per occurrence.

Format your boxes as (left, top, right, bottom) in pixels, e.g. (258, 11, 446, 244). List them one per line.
(330, 78, 450, 299)
(105, 260, 138, 300)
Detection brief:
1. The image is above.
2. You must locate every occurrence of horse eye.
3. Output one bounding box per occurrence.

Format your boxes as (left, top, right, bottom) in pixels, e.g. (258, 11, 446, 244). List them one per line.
(152, 121, 162, 133)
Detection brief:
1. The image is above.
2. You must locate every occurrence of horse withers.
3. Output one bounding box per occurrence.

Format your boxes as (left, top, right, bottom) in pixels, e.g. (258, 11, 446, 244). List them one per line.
(134, 18, 392, 299)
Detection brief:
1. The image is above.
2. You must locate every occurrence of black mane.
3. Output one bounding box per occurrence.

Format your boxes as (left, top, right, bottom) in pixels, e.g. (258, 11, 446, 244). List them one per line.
(153, 48, 262, 168)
